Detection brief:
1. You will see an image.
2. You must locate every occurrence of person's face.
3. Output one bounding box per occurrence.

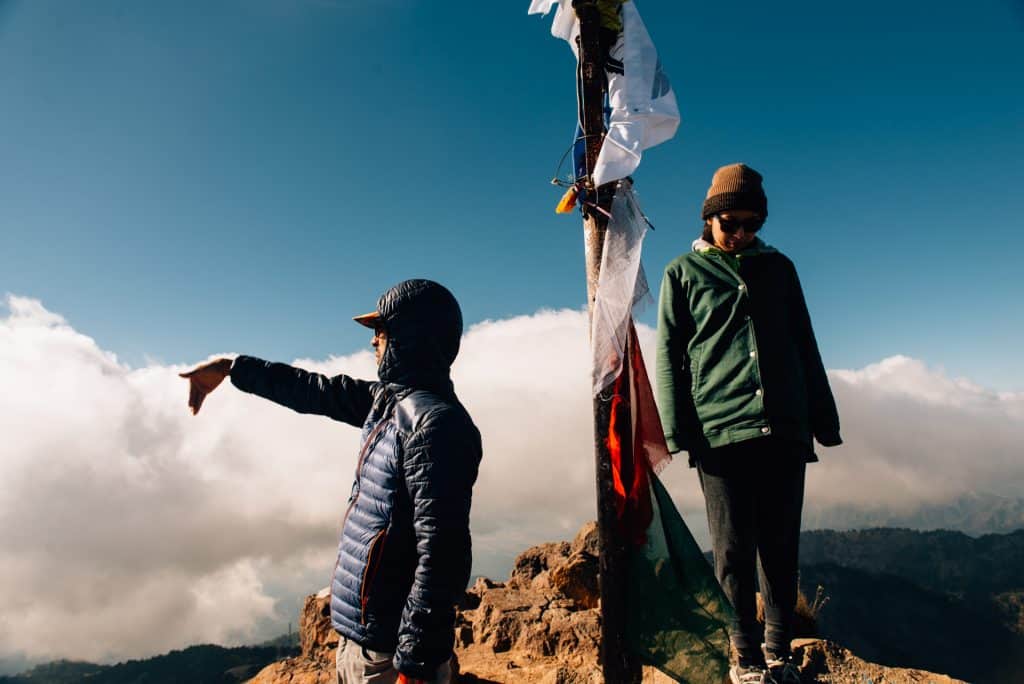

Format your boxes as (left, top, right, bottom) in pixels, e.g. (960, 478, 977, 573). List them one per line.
(711, 210, 763, 253)
(372, 326, 388, 366)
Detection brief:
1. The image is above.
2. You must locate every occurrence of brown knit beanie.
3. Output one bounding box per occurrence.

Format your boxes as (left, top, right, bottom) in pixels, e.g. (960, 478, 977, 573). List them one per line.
(701, 163, 768, 220)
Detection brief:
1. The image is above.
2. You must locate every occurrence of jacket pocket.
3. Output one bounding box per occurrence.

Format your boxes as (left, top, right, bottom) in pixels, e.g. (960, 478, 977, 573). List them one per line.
(360, 529, 388, 624)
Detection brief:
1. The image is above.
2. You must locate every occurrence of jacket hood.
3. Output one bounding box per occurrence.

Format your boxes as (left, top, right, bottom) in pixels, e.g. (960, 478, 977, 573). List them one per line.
(692, 236, 777, 256)
(375, 279, 463, 392)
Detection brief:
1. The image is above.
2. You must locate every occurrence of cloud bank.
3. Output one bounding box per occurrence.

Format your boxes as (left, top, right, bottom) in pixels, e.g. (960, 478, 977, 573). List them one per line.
(1, 296, 1021, 666)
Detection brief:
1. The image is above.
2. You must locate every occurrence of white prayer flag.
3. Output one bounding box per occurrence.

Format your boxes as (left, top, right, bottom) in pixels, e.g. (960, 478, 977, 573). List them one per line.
(590, 181, 652, 394)
(594, 3, 680, 185)
(528, 1, 680, 185)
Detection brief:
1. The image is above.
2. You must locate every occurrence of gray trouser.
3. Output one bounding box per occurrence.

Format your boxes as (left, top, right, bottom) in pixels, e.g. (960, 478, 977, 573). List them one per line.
(335, 637, 454, 684)
(695, 437, 807, 665)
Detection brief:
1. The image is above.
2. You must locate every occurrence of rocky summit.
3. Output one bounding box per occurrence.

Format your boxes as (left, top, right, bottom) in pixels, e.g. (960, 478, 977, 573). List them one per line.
(250, 522, 964, 683)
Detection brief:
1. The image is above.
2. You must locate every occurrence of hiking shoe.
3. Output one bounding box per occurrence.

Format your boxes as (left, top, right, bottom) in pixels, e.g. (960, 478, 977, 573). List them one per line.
(765, 655, 801, 684)
(730, 664, 769, 684)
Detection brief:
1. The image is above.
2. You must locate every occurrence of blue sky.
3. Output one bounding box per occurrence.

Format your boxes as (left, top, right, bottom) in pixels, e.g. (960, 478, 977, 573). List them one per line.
(1, 0, 1022, 389)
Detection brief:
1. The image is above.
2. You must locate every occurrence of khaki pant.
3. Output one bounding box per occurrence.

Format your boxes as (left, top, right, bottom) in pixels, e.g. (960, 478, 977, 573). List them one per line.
(335, 637, 454, 684)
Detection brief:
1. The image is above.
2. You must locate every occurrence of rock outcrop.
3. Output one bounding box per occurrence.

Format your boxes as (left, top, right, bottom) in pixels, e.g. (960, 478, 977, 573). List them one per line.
(250, 522, 965, 683)
(249, 588, 337, 684)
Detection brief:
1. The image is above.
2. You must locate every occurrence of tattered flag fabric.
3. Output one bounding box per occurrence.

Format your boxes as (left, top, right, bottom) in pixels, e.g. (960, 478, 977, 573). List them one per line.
(593, 2, 680, 186)
(527, 0, 577, 43)
(591, 182, 652, 395)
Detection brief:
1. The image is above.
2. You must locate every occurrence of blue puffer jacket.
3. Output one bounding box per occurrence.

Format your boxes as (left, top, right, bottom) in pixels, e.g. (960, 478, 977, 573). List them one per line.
(229, 280, 482, 680)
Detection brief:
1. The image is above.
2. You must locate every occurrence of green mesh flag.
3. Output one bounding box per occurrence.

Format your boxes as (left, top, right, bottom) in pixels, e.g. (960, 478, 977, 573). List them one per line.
(606, 327, 734, 683)
(626, 475, 734, 682)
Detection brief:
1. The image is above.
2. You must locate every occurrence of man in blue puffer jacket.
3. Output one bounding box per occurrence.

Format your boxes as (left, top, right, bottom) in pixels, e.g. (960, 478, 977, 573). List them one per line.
(180, 279, 482, 684)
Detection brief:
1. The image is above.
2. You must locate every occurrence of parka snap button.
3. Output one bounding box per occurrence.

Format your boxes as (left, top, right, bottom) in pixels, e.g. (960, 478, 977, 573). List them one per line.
(755, 389, 763, 396)
(749, 351, 757, 358)
(738, 284, 746, 291)
(761, 427, 771, 434)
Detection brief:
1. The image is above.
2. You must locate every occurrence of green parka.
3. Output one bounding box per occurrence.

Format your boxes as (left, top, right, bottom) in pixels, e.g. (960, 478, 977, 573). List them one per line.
(655, 237, 841, 460)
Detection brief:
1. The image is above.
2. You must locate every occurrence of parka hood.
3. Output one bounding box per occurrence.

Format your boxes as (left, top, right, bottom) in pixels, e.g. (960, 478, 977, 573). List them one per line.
(375, 279, 463, 393)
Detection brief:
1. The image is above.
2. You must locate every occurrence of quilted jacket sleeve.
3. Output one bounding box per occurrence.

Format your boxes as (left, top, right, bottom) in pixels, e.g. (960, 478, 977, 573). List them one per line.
(393, 408, 482, 679)
(229, 355, 378, 428)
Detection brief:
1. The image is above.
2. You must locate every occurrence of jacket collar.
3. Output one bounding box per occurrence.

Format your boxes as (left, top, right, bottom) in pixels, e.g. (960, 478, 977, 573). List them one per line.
(692, 236, 777, 256)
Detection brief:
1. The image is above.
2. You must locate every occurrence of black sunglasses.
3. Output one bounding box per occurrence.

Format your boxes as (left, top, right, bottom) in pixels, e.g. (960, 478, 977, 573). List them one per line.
(717, 215, 764, 234)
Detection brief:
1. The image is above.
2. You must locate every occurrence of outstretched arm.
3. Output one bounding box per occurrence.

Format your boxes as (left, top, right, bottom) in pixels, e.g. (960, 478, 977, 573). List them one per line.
(180, 355, 379, 427)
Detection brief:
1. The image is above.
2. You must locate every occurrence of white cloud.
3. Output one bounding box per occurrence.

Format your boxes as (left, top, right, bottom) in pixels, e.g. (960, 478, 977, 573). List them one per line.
(0, 296, 1021, 666)
(0, 296, 362, 664)
(804, 356, 1024, 522)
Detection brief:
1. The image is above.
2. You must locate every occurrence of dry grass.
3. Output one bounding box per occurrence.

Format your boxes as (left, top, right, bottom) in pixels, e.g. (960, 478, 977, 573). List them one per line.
(755, 582, 829, 637)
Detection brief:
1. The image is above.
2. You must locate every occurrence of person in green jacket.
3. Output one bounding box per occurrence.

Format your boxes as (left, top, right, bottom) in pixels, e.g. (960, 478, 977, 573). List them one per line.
(656, 163, 841, 684)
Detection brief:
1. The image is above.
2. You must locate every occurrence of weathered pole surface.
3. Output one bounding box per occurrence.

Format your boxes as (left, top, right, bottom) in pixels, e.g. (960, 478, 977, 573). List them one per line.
(574, 1, 642, 682)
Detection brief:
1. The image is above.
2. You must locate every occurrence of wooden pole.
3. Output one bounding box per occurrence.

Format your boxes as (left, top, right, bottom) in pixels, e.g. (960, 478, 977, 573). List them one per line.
(573, 2, 641, 682)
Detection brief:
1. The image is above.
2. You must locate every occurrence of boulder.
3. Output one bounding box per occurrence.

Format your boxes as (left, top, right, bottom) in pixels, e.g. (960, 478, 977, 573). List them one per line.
(569, 521, 600, 558)
(792, 638, 966, 683)
(248, 589, 336, 684)
(508, 541, 571, 590)
(548, 552, 599, 610)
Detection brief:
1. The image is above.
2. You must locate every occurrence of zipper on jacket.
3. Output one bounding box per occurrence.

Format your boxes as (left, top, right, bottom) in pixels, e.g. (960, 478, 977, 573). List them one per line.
(329, 409, 393, 592)
(342, 416, 391, 526)
(360, 529, 388, 624)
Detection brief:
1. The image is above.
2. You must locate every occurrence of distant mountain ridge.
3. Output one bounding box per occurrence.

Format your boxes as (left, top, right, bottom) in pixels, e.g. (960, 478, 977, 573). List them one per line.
(803, 492, 1024, 537)
(797, 527, 1024, 683)
(0, 641, 299, 684)
(800, 527, 1024, 596)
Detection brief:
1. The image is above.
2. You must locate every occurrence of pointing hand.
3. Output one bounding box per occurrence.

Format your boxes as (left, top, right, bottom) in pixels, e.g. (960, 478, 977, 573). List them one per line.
(179, 358, 232, 415)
